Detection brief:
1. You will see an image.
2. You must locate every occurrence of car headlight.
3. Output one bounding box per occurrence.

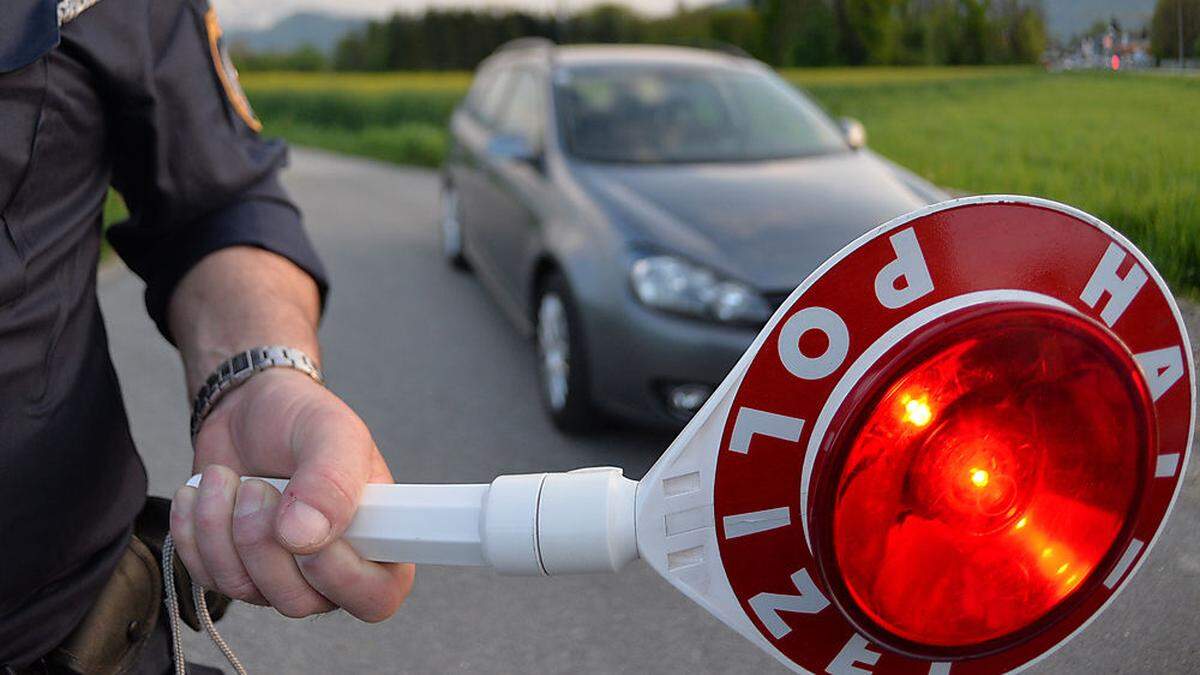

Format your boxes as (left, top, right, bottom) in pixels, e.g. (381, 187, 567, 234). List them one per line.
(630, 255, 771, 324)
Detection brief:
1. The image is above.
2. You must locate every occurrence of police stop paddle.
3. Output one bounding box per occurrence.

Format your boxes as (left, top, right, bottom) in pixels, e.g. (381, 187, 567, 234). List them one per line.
(195, 196, 1194, 674)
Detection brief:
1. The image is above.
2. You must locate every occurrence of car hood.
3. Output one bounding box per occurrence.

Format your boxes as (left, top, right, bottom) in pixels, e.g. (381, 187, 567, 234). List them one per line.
(571, 151, 931, 292)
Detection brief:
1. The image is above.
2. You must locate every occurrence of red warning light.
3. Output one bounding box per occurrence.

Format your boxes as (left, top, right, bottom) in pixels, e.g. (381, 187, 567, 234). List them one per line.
(816, 306, 1154, 655)
(714, 199, 1192, 673)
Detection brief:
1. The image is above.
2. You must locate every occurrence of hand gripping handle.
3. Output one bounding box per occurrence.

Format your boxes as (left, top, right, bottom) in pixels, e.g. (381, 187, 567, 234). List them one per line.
(186, 467, 639, 576)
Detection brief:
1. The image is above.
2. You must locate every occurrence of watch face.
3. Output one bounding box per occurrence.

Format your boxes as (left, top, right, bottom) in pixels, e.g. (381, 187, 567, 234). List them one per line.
(709, 198, 1192, 673)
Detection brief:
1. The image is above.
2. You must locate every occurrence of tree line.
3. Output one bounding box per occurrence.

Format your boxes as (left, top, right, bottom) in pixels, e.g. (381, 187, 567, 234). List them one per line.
(236, 1, 1050, 72)
(1150, 0, 1200, 61)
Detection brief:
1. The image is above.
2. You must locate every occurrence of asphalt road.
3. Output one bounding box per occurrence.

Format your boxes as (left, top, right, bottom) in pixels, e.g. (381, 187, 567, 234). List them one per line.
(99, 148, 1200, 674)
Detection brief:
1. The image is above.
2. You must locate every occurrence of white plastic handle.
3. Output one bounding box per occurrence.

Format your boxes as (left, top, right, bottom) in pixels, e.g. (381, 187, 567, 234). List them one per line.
(186, 467, 639, 576)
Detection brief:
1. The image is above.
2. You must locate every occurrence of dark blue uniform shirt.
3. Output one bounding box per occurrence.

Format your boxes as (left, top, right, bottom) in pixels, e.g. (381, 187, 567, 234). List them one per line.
(0, 0, 328, 664)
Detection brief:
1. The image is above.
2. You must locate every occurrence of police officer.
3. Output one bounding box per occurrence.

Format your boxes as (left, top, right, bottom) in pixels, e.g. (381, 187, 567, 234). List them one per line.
(1, 0, 413, 672)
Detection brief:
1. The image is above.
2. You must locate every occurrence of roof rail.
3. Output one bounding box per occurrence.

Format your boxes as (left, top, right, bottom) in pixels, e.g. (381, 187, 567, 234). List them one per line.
(496, 37, 557, 54)
(669, 38, 754, 60)
(709, 41, 753, 60)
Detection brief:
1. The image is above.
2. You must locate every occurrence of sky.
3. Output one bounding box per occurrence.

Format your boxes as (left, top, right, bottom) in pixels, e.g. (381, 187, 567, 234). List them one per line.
(212, 0, 713, 29)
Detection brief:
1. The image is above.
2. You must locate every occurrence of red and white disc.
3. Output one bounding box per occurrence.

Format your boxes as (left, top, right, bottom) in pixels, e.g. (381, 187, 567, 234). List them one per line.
(712, 197, 1193, 674)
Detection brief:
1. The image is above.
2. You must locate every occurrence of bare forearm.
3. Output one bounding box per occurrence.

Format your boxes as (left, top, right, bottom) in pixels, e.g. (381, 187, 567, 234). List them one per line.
(168, 246, 321, 395)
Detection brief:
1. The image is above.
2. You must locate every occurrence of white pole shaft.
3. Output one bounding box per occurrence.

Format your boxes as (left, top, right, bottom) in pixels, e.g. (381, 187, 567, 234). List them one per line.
(185, 467, 639, 576)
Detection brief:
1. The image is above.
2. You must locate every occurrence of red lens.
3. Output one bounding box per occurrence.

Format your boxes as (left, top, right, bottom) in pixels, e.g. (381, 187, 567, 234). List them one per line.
(816, 306, 1153, 655)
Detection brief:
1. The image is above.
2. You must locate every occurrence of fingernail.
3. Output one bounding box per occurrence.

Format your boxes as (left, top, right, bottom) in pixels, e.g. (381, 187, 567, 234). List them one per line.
(171, 487, 195, 523)
(279, 499, 330, 549)
(234, 481, 268, 518)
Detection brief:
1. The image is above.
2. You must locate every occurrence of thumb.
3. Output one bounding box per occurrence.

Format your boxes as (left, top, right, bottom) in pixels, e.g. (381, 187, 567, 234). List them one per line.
(275, 401, 377, 555)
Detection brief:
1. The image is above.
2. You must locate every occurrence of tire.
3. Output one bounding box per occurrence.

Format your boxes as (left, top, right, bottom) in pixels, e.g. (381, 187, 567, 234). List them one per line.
(438, 183, 470, 270)
(535, 272, 595, 433)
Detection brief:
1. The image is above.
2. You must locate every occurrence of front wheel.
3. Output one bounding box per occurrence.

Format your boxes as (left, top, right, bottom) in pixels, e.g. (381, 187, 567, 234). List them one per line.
(536, 273, 595, 433)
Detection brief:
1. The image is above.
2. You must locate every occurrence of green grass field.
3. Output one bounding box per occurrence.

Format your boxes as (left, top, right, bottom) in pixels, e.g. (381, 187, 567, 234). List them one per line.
(236, 68, 1200, 295)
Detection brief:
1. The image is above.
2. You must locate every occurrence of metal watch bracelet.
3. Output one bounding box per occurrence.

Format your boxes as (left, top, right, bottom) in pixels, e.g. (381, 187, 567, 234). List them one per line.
(190, 345, 324, 441)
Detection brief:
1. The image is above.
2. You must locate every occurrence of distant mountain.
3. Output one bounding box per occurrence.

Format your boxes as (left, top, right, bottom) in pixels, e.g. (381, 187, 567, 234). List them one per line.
(225, 12, 366, 54)
(1043, 0, 1157, 40)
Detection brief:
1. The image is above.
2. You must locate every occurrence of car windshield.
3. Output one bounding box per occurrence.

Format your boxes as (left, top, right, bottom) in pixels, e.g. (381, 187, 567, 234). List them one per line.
(554, 65, 848, 164)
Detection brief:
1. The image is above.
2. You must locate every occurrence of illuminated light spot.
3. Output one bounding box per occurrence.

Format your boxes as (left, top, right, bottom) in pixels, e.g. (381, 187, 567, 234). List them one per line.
(902, 396, 933, 427)
(824, 309, 1152, 649)
(970, 468, 990, 488)
(1056, 563, 1069, 575)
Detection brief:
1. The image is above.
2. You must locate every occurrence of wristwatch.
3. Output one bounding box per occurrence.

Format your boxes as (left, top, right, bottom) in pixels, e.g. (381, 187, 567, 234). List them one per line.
(190, 345, 323, 441)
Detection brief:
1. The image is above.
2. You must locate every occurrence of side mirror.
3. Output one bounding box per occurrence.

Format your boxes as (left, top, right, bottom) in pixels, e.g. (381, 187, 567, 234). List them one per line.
(839, 116, 867, 150)
(487, 133, 539, 164)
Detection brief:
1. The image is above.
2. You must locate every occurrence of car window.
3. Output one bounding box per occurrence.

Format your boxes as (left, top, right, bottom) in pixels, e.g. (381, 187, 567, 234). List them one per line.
(495, 70, 545, 148)
(554, 65, 847, 163)
(474, 68, 517, 127)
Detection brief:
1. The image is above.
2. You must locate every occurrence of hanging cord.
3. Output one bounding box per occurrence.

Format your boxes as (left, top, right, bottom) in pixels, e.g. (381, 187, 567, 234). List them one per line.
(162, 534, 249, 675)
(161, 535, 187, 675)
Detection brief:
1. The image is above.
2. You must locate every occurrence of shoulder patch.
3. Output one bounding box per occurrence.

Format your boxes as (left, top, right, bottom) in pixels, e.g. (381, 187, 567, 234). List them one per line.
(203, 7, 262, 133)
